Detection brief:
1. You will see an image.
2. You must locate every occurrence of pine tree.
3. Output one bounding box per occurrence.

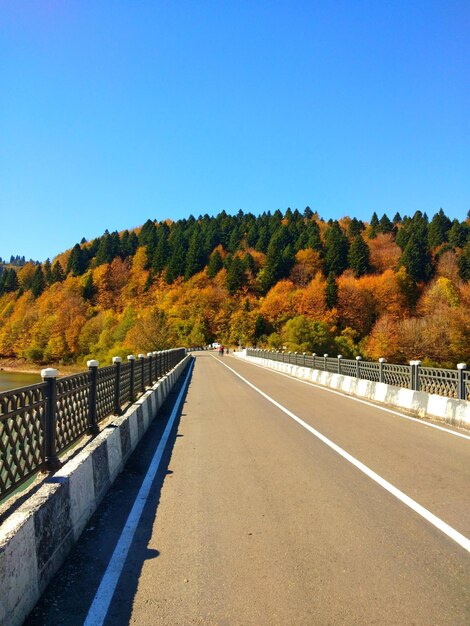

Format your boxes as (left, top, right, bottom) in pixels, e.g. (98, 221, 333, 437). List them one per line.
(185, 227, 205, 280)
(152, 226, 170, 273)
(165, 229, 187, 283)
(67, 244, 87, 276)
(458, 241, 470, 280)
(325, 272, 338, 309)
(207, 250, 223, 278)
(428, 209, 451, 249)
(393, 212, 402, 224)
(43, 259, 53, 285)
(448, 219, 469, 249)
(378, 213, 394, 234)
(368, 212, 379, 239)
(31, 266, 45, 298)
(138, 219, 158, 256)
(226, 256, 246, 294)
(348, 218, 365, 238)
(82, 273, 95, 301)
(399, 222, 432, 281)
(51, 260, 65, 283)
(348, 235, 370, 277)
(324, 221, 349, 276)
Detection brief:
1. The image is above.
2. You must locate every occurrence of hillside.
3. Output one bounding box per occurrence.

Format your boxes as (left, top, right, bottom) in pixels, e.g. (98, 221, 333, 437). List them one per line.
(1, 208, 469, 368)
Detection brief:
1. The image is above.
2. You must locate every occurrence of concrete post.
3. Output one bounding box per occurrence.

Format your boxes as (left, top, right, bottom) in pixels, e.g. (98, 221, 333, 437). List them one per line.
(337, 354, 343, 375)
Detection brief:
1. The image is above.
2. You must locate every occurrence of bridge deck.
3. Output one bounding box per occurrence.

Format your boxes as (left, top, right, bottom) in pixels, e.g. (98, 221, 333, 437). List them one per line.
(27, 352, 470, 625)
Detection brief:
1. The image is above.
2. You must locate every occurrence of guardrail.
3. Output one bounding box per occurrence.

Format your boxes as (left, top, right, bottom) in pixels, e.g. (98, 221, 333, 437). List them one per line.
(0, 348, 186, 501)
(247, 349, 470, 402)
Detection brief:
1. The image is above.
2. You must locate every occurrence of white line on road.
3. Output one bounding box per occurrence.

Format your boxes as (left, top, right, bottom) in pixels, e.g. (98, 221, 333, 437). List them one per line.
(237, 356, 470, 441)
(215, 356, 470, 554)
(84, 359, 194, 626)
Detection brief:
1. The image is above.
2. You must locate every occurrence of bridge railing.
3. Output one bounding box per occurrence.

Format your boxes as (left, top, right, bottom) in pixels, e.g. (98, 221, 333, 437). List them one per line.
(0, 348, 186, 501)
(246, 349, 469, 402)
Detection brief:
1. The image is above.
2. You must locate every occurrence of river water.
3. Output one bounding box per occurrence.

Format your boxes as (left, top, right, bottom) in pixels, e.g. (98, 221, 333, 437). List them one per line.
(0, 371, 42, 392)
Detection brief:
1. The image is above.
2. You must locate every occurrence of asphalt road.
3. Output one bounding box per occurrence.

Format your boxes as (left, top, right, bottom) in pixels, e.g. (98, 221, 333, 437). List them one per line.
(26, 352, 470, 625)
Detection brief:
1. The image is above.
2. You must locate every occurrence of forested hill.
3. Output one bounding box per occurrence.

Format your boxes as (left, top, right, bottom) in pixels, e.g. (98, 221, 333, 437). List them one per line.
(1, 208, 470, 368)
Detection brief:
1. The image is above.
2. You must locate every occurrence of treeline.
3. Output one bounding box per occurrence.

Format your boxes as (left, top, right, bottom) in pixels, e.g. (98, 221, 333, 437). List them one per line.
(0, 207, 469, 367)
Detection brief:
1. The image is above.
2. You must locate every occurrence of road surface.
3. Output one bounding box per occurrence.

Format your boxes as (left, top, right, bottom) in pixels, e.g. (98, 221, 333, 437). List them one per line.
(26, 352, 470, 625)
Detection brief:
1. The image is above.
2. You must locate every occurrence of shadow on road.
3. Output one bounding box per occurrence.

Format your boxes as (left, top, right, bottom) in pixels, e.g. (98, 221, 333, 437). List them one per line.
(25, 362, 194, 626)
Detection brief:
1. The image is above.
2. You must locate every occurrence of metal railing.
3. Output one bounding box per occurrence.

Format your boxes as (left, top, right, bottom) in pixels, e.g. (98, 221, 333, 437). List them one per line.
(247, 349, 469, 402)
(0, 348, 186, 500)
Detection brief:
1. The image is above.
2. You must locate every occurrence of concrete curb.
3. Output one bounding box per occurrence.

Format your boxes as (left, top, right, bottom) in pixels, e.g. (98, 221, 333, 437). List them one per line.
(235, 353, 470, 430)
(0, 355, 191, 626)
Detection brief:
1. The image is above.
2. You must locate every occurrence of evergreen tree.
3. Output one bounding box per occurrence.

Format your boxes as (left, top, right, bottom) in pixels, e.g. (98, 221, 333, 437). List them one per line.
(152, 225, 170, 273)
(51, 260, 65, 283)
(324, 221, 349, 276)
(67, 244, 87, 276)
(207, 250, 223, 278)
(261, 229, 295, 292)
(305, 220, 324, 253)
(254, 314, 267, 340)
(368, 212, 379, 239)
(227, 226, 242, 253)
(348, 218, 365, 238)
(399, 221, 432, 281)
(43, 259, 53, 285)
(226, 256, 246, 294)
(448, 219, 469, 249)
(348, 235, 370, 277)
(82, 273, 96, 302)
(428, 209, 452, 249)
(95, 232, 116, 266)
(325, 272, 338, 309)
(185, 227, 205, 280)
(138, 219, 158, 256)
(378, 213, 394, 234)
(458, 241, 470, 280)
(255, 224, 270, 253)
(31, 265, 45, 298)
(393, 212, 402, 224)
(243, 252, 256, 274)
(165, 229, 187, 283)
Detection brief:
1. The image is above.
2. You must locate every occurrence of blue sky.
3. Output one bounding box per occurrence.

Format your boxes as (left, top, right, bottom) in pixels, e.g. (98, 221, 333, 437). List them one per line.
(1, 1, 469, 262)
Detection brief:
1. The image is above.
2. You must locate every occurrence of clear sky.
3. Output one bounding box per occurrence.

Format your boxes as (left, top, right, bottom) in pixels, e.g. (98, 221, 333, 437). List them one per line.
(1, 1, 469, 262)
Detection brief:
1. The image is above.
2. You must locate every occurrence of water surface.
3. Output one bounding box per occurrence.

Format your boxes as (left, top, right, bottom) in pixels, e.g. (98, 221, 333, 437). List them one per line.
(0, 371, 42, 392)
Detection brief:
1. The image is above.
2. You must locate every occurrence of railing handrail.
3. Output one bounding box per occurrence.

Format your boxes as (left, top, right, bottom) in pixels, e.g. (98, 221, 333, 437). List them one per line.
(0, 348, 187, 501)
(246, 348, 468, 402)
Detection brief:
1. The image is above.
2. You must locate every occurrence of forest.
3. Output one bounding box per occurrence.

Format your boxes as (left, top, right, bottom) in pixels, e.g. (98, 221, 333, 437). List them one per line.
(0, 207, 469, 368)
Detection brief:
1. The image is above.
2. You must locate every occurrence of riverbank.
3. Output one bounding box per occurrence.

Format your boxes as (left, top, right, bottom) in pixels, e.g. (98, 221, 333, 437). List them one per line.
(0, 358, 84, 376)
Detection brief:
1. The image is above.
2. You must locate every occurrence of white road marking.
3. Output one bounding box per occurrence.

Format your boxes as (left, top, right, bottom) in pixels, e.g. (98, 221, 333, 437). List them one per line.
(216, 356, 470, 554)
(84, 360, 194, 626)
(236, 356, 470, 441)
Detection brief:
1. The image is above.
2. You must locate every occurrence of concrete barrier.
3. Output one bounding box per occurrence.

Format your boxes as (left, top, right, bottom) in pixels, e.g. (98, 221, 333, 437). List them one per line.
(235, 352, 470, 430)
(0, 355, 191, 626)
